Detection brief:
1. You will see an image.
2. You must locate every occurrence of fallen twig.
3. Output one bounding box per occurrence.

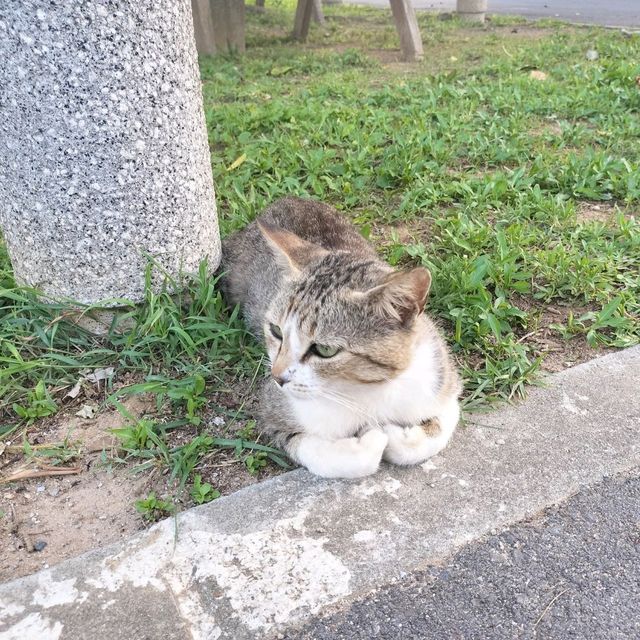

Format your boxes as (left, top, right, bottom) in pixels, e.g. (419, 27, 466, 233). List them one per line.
(0, 466, 81, 484)
(533, 588, 569, 631)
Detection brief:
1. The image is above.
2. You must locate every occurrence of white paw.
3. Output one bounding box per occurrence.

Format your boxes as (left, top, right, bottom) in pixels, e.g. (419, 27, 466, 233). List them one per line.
(382, 423, 444, 466)
(383, 424, 425, 448)
(343, 429, 388, 478)
(359, 428, 389, 455)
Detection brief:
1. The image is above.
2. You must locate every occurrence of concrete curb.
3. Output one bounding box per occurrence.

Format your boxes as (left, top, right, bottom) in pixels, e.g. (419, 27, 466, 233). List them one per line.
(1, 347, 639, 640)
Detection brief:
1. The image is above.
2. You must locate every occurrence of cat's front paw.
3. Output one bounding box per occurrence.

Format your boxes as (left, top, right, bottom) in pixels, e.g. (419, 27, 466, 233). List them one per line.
(347, 429, 388, 478)
(359, 428, 389, 456)
(382, 421, 448, 466)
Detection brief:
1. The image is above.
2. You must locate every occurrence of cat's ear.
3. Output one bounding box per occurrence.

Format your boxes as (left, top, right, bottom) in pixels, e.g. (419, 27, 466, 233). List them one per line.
(361, 268, 431, 327)
(258, 221, 327, 274)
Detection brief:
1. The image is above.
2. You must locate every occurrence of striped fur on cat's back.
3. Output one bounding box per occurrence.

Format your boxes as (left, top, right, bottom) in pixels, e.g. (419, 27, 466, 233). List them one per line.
(222, 197, 461, 478)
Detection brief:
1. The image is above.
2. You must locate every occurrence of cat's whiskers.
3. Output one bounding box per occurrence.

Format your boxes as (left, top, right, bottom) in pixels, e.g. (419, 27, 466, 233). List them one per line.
(318, 389, 382, 429)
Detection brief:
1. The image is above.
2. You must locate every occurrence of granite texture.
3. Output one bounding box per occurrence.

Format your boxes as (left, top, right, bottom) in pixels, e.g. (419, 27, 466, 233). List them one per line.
(0, 1, 220, 304)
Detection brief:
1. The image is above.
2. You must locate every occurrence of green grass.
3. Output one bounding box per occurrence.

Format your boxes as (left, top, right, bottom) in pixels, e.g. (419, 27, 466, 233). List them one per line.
(1, 6, 639, 499)
(205, 6, 640, 407)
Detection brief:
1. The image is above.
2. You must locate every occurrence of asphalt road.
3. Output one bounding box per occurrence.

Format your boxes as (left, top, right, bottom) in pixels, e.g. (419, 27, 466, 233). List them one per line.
(285, 470, 640, 640)
(347, 0, 640, 28)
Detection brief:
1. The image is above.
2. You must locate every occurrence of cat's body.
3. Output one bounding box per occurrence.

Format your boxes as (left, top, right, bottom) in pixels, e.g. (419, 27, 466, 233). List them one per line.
(222, 197, 461, 478)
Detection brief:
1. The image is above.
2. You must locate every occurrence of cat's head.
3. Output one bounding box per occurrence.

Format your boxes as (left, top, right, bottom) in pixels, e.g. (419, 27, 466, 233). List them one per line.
(258, 222, 431, 399)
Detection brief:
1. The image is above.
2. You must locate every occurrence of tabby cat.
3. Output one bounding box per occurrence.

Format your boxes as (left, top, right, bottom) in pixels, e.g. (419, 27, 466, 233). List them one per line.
(222, 197, 461, 478)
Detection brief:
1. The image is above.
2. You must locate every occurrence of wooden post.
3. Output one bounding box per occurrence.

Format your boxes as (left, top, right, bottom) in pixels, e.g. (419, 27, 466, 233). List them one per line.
(312, 0, 325, 25)
(293, 0, 315, 41)
(192, 0, 217, 56)
(210, 0, 246, 53)
(388, 0, 424, 62)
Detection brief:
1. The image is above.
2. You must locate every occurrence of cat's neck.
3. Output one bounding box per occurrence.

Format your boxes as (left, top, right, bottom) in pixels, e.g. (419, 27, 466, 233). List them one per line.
(287, 320, 444, 440)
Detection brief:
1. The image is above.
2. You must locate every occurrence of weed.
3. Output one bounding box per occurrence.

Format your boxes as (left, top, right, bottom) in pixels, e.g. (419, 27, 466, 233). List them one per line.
(190, 474, 221, 504)
(111, 417, 163, 455)
(135, 492, 175, 521)
(20, 435, 81, 466)
(244, 450, 268, 475)
(12, 380, 57, 424)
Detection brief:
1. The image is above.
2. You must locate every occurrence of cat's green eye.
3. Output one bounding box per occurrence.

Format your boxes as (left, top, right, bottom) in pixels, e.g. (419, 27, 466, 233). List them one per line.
(269, 323, 283, 340)
(310, 343, 341, 359)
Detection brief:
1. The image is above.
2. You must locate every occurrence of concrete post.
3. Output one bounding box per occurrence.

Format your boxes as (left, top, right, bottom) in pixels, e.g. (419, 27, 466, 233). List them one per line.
(0, 1, 221, 305)
(389, 0, 424, 62)
(456, 0, 488, 22)
(312, 0, 326, 26)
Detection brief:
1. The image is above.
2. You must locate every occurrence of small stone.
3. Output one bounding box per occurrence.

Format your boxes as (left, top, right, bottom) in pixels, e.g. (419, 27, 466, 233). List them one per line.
(47, 486, 60, 498)
(33, 540, 47, 552)
(529, 70, 548, 81)
(36, 485, 45, 493)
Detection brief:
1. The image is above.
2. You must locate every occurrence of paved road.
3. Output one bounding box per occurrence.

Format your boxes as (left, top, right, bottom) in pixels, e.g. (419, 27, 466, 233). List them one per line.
(287, 469, 640, 640)
(347, 0, 640, 28)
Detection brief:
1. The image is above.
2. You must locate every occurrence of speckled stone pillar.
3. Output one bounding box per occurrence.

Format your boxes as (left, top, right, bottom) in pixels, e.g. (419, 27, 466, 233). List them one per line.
(0, 1, 220, 304)
(456, 0, 488, 22)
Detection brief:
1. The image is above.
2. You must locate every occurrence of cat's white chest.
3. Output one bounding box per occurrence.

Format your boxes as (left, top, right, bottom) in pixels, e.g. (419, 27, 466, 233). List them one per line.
(288, 339, 441, 438)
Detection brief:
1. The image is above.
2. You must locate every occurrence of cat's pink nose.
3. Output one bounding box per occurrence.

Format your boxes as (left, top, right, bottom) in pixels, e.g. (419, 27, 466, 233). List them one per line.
(272, 370, 293, 387)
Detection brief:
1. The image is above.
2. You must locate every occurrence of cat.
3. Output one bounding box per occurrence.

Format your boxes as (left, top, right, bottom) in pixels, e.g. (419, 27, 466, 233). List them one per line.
(222, 197, 461, 478)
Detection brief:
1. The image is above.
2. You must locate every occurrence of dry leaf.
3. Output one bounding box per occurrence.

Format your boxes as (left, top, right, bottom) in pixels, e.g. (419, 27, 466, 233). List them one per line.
(85, 367, 115, 384)
(76, 404, 97, 419)
(66, 380, 82, 399)
(226, 154, 247, 172)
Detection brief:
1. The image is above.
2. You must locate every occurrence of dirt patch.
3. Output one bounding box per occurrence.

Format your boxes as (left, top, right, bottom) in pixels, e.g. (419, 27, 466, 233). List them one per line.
(513, 296, 613, 373)
(373, 217, 433, 247)
(530, 119, 564, 137)
(0, 382, 284, 582)
(576, 201, 620, 224)
(0, 465, 149, 582)
(0, 396, 153, 582)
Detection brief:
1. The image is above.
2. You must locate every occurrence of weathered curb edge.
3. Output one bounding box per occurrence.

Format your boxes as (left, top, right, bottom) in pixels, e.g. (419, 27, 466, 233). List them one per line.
(1, 347, 639, 640)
